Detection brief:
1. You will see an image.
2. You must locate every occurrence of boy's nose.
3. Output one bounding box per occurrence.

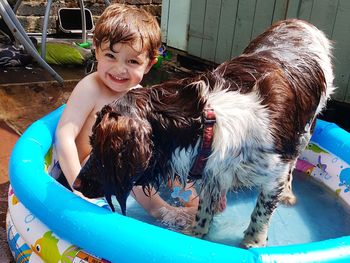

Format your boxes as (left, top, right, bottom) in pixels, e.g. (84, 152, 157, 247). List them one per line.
(112, 59, 123, 69)
(118, 65, 127, 74)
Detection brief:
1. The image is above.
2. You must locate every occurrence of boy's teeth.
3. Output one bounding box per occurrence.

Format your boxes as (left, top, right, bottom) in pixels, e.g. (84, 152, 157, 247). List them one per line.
(112, 74, 124, 80)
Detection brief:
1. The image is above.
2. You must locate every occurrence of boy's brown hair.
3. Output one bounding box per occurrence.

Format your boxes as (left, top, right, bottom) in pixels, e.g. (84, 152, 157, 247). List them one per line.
(93, 3, 161, 60)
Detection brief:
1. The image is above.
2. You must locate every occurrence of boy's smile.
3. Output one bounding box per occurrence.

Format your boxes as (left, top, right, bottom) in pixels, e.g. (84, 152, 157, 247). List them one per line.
(108, 73, 128, 84)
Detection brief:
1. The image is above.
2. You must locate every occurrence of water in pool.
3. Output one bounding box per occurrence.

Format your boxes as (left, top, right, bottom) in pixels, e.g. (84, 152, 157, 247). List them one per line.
(111, 171, 350, 247)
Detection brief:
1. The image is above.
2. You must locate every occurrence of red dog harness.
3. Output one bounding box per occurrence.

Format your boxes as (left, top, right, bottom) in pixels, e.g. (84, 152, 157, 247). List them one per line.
(189, 107, 216, 180)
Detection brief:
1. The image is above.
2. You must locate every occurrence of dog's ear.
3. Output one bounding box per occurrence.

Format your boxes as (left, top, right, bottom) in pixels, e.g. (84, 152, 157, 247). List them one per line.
(91, 109, 153, 214)
(73, 153, 105, 199)
(93, 111, 153, 170)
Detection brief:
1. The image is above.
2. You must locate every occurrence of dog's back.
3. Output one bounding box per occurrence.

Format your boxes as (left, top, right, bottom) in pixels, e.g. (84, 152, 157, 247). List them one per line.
(244, 19, 334, 111)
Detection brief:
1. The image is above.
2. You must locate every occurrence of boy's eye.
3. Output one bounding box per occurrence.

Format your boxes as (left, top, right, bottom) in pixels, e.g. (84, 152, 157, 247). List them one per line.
(105, 53, 115, 59)
(128, 59, 140, 65)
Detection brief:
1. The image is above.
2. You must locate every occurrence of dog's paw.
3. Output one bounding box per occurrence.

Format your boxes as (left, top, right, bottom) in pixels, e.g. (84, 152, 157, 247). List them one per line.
(280, 191, 297, 206)
(280, 181, 297, 206)
(241, 233, 267, 248)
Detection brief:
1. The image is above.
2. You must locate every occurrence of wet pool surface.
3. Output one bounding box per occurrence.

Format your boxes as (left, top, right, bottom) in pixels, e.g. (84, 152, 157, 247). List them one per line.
(118, 171, 350, 247)
(211, 171, 350, 247)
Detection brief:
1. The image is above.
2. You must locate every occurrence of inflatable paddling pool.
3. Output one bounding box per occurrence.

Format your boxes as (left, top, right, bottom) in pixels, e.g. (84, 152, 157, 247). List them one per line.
(6, 106, 350, 262)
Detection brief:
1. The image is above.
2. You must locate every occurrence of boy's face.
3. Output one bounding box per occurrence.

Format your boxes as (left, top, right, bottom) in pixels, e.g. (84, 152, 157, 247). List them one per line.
(95, 41, 155, 93)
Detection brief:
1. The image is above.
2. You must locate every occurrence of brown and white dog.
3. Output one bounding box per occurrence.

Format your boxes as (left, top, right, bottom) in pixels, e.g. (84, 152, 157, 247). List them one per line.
(73, 19, 334, 248)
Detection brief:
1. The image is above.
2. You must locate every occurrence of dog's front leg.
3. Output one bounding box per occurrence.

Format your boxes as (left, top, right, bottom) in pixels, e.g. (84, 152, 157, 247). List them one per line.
(242, 187, 283, 248)
(190, 185, 220, 238)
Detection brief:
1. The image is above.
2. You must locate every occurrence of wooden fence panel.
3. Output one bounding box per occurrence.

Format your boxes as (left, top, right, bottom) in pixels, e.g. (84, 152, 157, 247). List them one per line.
(187, 0, 206, 57)
(163, 0, 191, 51)
(201, 0, 222, 61)
(182, 0, 350, 103)
(215, 0, 239, 63)
(309, 0, 338, 37)
(298, 0, 314, 20)
(331, 0, 350, 103)
(272, 0, 289, 22)
(160, 0, 169, 43)
(251, 0, 276, 39)
(230, 0, 256, 57)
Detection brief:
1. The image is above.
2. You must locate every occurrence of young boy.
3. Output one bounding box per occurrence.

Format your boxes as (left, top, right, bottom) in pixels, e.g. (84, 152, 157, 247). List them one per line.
(55, 3, 198, 221)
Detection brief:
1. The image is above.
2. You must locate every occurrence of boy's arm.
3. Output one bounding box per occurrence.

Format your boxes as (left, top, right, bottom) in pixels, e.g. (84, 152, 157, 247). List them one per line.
(131, 183, 199, 219)
(131, 186, 171, 218)
(55, 75, 98, 188)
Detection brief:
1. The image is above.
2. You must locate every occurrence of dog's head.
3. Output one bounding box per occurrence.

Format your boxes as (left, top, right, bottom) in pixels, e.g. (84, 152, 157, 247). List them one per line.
(73, 104, 153, 215)
(73, 82, 206, 214)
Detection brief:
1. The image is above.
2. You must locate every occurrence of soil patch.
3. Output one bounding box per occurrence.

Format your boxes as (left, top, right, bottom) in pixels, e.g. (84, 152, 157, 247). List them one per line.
(0, 81, 77, 134)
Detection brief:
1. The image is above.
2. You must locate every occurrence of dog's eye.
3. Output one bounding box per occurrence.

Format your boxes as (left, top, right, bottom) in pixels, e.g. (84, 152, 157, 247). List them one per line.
(35, 244, 41, 252)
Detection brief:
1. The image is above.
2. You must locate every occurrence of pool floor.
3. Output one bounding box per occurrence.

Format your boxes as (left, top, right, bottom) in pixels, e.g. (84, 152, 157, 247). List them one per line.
(121, 171, 350, 248)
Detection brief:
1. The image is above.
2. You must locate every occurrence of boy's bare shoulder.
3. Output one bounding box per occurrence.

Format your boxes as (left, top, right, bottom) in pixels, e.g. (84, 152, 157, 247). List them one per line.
(74, 72, 101, 92)
(65, 73, 105, 112)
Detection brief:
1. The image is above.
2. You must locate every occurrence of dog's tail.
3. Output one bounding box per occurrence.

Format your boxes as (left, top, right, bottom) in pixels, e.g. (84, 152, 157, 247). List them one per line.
(299, 20, 335, 114)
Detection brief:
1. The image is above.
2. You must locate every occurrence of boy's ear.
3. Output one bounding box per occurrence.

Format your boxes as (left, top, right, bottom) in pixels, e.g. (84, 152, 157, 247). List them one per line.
(92, 42, 99, 56)
(151, 57, 158, 65)
(145, 57, 158, 73)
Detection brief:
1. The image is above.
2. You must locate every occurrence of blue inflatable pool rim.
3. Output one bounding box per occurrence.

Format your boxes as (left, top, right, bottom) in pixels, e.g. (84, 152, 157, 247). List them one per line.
(9, 106, 350, 262)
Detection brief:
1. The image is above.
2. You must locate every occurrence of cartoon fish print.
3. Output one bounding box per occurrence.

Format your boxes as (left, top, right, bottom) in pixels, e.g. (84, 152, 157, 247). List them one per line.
(9, 188, 19, 205)
(315, 155, 331, 180)
(306, 143, 329, 153)
(296, 157, 330, 179)
(339, 168, 350, 193)
(7, 225, 32, 262)
(44, 146, 53, 172)
(31, 231, 80, 263)
(295, 159, 314, 175)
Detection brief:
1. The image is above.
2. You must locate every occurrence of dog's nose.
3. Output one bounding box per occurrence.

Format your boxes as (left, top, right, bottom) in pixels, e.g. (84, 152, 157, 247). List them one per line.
(72, 178, 82, 191)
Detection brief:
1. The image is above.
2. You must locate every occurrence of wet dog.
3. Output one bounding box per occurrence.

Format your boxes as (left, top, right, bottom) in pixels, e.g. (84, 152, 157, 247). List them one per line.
(73, 19, 334, 247)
